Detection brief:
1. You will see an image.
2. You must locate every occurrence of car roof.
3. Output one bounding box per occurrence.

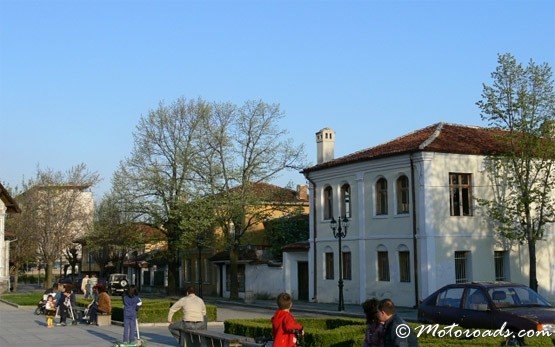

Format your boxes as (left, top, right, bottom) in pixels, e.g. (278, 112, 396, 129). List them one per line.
(446, 281, 526, 289)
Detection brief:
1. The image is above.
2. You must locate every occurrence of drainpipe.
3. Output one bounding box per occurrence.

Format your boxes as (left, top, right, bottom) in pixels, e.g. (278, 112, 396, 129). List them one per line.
(410, 154, 420, 308)
(305, 174, 318, 302)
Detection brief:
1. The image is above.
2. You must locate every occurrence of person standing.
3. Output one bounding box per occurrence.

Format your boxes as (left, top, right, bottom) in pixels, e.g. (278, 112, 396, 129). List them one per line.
(44, 295, 56, 328)
(122, 285, 142, 344)
(81, 275, 90, 298)
(377, 299, 418, 347)
(362, 298, 385, 347)
(167, 286, 207, 344)
(271, 292, 303, 347)
(88, 274, 98, 298)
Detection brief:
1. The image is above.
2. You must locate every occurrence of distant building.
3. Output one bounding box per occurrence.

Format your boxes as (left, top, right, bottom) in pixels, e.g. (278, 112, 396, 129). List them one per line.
(302, 123, 555, 306)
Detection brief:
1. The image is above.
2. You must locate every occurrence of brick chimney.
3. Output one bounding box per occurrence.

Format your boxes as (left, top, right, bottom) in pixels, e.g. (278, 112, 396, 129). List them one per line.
(297, 184, 308, 201)
(316, 128, 335, 164)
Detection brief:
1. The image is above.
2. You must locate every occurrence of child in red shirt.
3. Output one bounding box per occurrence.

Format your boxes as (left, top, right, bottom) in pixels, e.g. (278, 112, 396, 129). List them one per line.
(271, 292, 303, 347)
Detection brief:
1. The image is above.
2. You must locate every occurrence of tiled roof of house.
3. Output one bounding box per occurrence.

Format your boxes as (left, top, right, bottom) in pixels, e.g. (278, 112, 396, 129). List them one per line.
(229, 182, 308, 203)
(302, 123, 508, 173)
(0, 182, 20, 213)
(282, 241, 309, 252)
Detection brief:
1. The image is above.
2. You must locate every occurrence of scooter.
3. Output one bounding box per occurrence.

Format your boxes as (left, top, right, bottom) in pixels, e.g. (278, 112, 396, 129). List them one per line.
(111, 319, 146, 347)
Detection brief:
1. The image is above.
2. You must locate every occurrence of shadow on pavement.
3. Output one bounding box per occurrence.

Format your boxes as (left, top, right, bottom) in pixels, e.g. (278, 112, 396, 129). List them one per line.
(140, 332, 177, 345)
(85, 329, 119, 344)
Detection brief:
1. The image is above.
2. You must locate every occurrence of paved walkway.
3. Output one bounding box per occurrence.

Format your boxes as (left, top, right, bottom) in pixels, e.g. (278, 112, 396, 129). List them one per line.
(0, 296, 418, 346)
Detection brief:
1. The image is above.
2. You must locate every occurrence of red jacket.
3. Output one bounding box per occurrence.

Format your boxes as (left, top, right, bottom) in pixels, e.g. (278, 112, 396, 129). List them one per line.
(271, 309, 303, 347)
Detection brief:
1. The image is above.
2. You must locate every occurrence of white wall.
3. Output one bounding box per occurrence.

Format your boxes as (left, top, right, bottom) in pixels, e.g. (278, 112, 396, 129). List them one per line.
(308, 151, 555, 306)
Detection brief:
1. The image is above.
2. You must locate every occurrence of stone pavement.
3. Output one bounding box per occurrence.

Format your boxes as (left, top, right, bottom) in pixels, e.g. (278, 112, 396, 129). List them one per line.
(0, 297, 418, 347)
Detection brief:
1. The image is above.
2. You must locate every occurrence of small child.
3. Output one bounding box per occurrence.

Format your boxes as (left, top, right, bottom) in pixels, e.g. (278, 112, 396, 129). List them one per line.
(271, 292, 303, 347)
(45, 295, 56, 328)
(122, 285, 142, 343)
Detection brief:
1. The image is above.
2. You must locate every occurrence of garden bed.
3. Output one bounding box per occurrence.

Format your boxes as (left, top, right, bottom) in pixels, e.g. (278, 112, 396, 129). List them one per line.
(224, 318, 555, 347)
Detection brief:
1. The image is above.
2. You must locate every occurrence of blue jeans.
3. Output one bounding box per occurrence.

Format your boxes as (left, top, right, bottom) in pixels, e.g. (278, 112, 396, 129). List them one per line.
(123, 316, 138, 342)
(168, 320, 207, 347)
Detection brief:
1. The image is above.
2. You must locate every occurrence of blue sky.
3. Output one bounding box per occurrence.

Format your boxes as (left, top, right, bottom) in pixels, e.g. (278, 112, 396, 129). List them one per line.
(1, 0, 554, 199)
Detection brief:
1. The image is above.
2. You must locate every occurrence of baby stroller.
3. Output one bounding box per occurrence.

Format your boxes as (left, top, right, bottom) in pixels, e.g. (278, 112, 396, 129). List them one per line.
(35, 292, 56, 315)
(55, 294, 80, 325)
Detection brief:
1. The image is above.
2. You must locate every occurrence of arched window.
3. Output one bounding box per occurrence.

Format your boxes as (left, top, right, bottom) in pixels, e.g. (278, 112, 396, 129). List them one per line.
(340, 184, 351, 218)
(376, 178, 388, 215)
(324, 186, 333, 220)
(396, 175, 409, 214)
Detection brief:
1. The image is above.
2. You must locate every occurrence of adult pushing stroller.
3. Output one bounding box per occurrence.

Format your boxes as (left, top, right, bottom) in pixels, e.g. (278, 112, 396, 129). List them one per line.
(56, 288, 80, 326)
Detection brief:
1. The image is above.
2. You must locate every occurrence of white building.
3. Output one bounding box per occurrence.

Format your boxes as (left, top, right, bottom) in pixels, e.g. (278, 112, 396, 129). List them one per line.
(302, 123, 555, 307)
(0, 182, 20, 294)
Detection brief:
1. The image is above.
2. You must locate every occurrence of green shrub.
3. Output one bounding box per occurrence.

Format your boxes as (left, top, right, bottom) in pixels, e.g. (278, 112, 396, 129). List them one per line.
(76, 297, 217, 323)
(225, 319, 555, 347)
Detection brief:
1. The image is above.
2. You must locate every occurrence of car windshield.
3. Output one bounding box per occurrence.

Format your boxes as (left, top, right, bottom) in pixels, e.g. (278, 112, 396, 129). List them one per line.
(488, 286, 551, 308)
(111, 275, 126, 281)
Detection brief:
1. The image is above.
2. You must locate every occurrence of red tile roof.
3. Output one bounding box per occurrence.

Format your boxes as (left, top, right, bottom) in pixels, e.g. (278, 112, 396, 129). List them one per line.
(302, 123, 508, 173)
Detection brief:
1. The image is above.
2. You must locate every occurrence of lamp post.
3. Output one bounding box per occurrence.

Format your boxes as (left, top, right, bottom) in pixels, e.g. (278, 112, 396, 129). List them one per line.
(196, 234, 204, 297)
(330, 216, 349, 311)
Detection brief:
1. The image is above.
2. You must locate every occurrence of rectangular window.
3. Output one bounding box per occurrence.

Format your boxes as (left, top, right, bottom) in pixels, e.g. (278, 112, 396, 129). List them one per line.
(399, 251, 411, 282)
(378, 251, 390, 281)
(225, 264, 245, 292)
(494, 251, 509, 281)
(449, 173, 472, 216)
(455, 251, 471, 283)
(342, 252, 352, 280)
(325, 252, 334, 279)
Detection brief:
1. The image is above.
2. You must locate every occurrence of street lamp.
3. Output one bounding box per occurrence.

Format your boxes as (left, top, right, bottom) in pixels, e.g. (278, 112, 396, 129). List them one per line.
(330, 216, 349, 311)
(196, 234, 204, 297)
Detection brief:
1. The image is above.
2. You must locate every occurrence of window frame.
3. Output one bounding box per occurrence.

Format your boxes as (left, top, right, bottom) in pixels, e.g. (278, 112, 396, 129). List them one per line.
(399, 250, 411, 282)
(377, 250, 390, 281)
(494, 251, 509, 281)
(376, 178, 388, 215)
(449, 173, 473, 216)
(324, 186, 333, 220)
(342, 251, 352, 280)
(455, 251, 471, 283)
(396, 175, 410, 214)
(325, 252, 334, 280)
(340, 184, 351, 218)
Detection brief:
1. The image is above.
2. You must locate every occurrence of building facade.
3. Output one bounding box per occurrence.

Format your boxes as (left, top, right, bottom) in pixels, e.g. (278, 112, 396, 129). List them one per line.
(302, 123, 555, 307)
(0, 182, 20, 293)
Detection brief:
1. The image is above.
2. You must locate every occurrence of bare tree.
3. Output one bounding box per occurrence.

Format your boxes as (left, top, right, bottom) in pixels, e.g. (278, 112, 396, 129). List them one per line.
(477, 53, 555, 291)
(112, 97, 210, 294)
(196, 100, 306, 299)
(17, 164, 98, 288)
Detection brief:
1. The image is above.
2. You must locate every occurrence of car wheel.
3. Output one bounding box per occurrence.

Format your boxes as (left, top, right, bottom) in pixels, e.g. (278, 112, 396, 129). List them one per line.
(120, 279, 128, 287)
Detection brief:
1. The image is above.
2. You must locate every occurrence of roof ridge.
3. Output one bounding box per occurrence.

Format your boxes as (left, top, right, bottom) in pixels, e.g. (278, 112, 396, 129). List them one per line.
(336, 122, 443, 160)
(419, 122, 445, 149)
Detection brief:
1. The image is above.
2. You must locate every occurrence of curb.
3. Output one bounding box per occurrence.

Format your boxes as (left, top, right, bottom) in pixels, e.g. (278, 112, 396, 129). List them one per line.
(215, 300, 365, 318)
(0, 299, 20, 308)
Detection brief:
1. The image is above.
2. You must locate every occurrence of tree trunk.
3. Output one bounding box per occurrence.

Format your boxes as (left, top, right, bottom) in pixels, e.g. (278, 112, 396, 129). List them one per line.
(44, 260, 54, 289)
(12, 264, 20, 292)
(229, 244, 239, 300)
(528, 239, 538, 292)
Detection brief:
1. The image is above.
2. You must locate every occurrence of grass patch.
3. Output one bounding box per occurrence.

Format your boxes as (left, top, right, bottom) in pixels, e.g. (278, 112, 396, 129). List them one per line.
(0, 292, 43, 305)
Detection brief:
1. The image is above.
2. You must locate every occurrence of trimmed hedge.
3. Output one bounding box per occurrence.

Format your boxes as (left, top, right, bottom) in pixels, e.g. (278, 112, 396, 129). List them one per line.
(76, 297, 217, 323)
(224, 318, 555, 347)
